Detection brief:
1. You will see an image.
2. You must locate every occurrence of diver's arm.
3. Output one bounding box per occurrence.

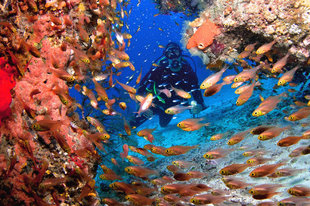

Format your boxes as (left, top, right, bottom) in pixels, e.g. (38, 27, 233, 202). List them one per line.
(137, 67, 161, 94)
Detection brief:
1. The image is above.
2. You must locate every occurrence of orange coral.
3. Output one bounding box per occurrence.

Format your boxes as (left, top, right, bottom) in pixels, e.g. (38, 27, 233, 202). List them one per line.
(186, 18, 221, 50)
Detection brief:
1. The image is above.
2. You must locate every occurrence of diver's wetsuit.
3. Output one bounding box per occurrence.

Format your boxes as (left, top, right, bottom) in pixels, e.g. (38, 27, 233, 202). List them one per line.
(130, 43, 205, 127)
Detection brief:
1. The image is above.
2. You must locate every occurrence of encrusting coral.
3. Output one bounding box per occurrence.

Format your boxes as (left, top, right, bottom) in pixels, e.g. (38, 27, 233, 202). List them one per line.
(184, 0, 310, 66)
(0, 0, 127, 205)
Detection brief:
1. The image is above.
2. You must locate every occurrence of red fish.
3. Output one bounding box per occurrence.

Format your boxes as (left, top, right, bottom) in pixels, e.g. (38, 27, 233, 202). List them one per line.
(186, 18, 221, 50)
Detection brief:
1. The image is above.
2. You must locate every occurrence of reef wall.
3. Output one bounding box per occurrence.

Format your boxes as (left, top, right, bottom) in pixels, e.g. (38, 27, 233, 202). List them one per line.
(184, 0, 310, 65)
(0, 0, 127, 205)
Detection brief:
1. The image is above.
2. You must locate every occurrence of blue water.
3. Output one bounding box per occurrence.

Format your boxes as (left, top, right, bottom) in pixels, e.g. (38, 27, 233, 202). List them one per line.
(66, 0, 310, 202)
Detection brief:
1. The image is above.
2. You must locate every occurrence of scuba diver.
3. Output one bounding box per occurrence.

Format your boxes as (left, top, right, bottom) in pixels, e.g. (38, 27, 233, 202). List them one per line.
(130, 42, 206, 128)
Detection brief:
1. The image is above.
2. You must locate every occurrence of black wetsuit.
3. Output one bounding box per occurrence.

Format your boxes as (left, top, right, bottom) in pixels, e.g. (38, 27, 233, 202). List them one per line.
(130, 43, 205, 127)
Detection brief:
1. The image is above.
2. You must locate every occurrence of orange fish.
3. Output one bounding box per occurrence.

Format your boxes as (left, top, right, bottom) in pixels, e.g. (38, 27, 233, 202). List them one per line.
(120, 144, 129, 160)
(109, 182, 135, 194)
(165, 105, 193, 115)
(243, 149, 266, 157)
(238, 50, 252, 59)
(190, 194, 227, 205)
(269, 168, 304, 178)
(244, 42, 258, 52)
(227, 130, 249, 145)
(31, 118, 63, 132)
(252, 93, 286, 117)
(161, 184, 186, 194)
(92, 78, 109, 101)
(125, 194, 154, 206)
(186, 18, 221, 50)
(289, 146, 309, 157)
(144, 144, 154, 150)
(249, 184, 282, 200)
(277, 66, 300, 86)
(258, 126, 290, 141)
(167, 165, 181, 173)
(136, 67, 142, 84)
(234, 65, 261, 82)
(124, 166, 158, 179)
(177, 118, 209, 131)
(288, 186, 310, 197)
(137, 128, 156, 143)
(173, 172, 191, 181)
(223, 75, 236, 84)
(231, 81, 243, 88)
(303, 130, 310, 138)
(250, 125, 274, 135)
(236, 82, 255, 106)
(203, 148, 233, 159)
(82, 86, 98, 109)
(222, 176, 252, 189)
(101, 198, 122, 206)
(151, 176, 174, 186)
(150, 146, 168, 156)
(129, 146, 153, 157)
(210, 132, 228, 141)
(235, 81, 260, 94)
(186, 171, 206, 179)
(200, 66, 227, 89)
(171, 86, 191, 99)
(219, 163, 250, 175)
(159, 88, 172, 98)
(278, 197, 310, 205)
(286, 107, 310, 121)
(136, 187, 156, 196)
(119, 102, 127, 110)
(165, 145, 198, 156)
(86, 116, 109, 137)
(123, 118, 131, 136)
(277, 135, 309, 147)
(116, 79, 136, 94)
(50, 68, 76, 82)
(203, 82, 227, 97)
(271, 53, 290, 73)
(246, 156, 272, 166)
(136, 93, 153, 117)
(126, 155, 144, 165)
(163, 194, 184, 204)
(256, 40, 276, 55)
(249, 162, 286, 177)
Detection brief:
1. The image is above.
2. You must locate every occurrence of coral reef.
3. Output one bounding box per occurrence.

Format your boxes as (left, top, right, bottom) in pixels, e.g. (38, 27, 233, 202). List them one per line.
(152, 0, 212, 15)
(0, 0, 129, 205)
(184, 0, 310, 65)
